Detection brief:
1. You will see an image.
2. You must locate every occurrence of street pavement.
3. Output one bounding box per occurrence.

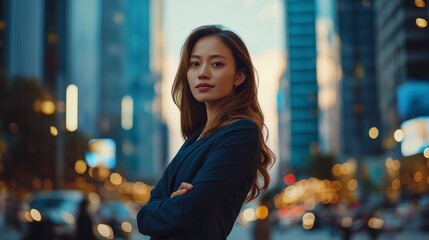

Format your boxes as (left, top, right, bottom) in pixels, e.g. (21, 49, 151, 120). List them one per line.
(227, 223, 429, 240)
(1, 224, 428, 240)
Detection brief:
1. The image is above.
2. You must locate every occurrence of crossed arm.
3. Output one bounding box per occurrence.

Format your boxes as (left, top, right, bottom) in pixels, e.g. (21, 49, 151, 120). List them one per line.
(170, 182, 194, 198)
(136, 121, 259, 238)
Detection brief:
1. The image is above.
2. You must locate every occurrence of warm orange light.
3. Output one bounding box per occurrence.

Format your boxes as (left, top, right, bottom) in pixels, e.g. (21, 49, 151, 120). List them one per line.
(30, 209, 42, 222)
(75, 160, 87, 174)
(41, 100, 56, 115)
(302, 212, 315, 230)
(110, 172, 122, 186)
(416, 18, 428, 28)
(415, 0, 426, 7)
(256, 205, 269, 220)
(341, 163, 352, 175)
(332, 164, 341, 176)
(133, 182, 149, 194)
(392, 179, 401, 190)
(50, 126, 58, 136)
(347, 179, 358, 191)
(369, 127, 379, 139)
(97, 224, 113, 239)
(392, 160, 401, 171)
(414, 172, 423, 182)
(368, 217, 384, 229)
(304, 198, 316, 211)
(121, 222, 132, 233)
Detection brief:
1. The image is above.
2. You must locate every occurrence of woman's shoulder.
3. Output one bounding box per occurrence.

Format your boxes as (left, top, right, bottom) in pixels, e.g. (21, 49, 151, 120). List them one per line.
(218, 118, 258, 133)
(230, 118, 258, 127)
(209, 118, 260, 148)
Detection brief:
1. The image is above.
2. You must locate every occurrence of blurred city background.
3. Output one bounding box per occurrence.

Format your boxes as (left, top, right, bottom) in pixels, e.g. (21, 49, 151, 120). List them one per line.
(0, 0, 428, 239)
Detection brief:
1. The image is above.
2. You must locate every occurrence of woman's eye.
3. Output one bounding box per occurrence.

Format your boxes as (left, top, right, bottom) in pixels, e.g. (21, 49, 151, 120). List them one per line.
(189, 62, 199, 67)
(212, 62, 224, 68)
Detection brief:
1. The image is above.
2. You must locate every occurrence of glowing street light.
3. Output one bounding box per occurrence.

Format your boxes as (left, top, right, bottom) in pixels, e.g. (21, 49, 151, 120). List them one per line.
(121, 95, 133, 130)
(66, 84, 78, 132)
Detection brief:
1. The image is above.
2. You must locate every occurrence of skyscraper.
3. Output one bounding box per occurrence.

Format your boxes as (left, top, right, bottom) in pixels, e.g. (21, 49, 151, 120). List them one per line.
(375, 0, 429, 141)
(57, 0, 101, 136)
(4, 0, 45, 81)
(0, 0, 5, 75)
(375, 0, 429, 197)
(280, 0, 319, 178)
(337, 0, 382, 160)
(99, 0, 166, 184)
(99, 0, 126, 160)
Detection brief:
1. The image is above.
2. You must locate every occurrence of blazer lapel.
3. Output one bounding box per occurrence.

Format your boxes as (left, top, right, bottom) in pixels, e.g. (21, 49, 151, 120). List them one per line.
(167, 133, 210, 192)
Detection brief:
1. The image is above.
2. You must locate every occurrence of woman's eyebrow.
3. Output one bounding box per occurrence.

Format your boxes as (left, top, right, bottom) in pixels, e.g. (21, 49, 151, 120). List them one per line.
(190, 54, 226, 59)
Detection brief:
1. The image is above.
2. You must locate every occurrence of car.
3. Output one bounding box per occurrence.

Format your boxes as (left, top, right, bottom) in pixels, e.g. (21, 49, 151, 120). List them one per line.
(23, 190, 84, 240)
(95, 200, 137, 240)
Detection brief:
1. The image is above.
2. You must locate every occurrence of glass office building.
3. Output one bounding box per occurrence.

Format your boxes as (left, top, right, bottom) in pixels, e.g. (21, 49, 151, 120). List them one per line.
(281, 0, 319, 178)
(337, 0, 382, 159)
(4, 0, 45, 81)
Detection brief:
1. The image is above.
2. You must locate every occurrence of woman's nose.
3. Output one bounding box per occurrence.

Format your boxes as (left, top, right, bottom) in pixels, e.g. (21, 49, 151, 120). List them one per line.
(198, 64, 210, 79)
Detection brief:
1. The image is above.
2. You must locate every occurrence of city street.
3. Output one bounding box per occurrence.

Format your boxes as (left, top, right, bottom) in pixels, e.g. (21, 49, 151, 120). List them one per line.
(1, 223, 428, 240)
(228, 223, 429, 240)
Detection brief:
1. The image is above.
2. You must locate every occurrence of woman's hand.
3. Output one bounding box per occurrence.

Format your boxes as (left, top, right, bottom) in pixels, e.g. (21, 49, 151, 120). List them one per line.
(170, 182, 193, 198)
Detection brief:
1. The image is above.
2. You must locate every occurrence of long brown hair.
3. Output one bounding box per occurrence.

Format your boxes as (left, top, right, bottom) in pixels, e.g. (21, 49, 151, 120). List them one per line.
(171, 25, 275, 202)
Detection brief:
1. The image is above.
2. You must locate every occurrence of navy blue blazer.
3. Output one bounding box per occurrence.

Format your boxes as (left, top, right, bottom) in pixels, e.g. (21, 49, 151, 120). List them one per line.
(137, 119, 260, 239)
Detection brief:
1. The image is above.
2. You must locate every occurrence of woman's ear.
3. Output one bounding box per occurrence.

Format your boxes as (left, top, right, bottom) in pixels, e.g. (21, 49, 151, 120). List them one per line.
(234, 70, 246, 87)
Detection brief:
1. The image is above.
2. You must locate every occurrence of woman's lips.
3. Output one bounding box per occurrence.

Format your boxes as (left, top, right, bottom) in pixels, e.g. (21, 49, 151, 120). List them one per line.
(196, 83, 213, 92)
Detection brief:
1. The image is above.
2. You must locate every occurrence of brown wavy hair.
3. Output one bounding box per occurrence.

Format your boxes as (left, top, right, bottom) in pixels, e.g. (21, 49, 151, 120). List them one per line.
(171, 25, 275, 202)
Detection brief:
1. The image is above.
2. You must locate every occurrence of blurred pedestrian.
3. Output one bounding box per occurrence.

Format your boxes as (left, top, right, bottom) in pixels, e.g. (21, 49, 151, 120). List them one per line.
(24, 218, 54, 240)
(137, 24, 275, 239)
(253, 194, 272, 240)
(76, 197, 96, 240)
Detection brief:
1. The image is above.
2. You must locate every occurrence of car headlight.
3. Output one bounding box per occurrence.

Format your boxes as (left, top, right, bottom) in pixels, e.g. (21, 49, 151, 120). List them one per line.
(61, 211, 75, 225)
(121, 221, 132, 233)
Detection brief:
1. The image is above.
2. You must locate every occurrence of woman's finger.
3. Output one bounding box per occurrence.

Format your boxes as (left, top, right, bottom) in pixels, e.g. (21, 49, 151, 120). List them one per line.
(179, 182, 193, 190)
(171, 182, 193, 198)
(171, 189, 188, 198)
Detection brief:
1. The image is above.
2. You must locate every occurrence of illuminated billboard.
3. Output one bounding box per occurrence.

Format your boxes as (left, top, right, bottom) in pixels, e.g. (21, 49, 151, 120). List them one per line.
(397, 80, 429, 122)
(85, 138, 116, 169)
(401, 117, 429, 157)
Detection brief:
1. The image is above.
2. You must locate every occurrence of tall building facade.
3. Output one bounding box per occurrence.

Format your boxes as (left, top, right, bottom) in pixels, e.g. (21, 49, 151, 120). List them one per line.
(280, 0, 319, 178)
(99, 0, 126, 173)
(4, 0, 45, 81)
(375, 0, 429, 141)
(0, 0, 5, 75)
(337, 0, 382, 160)
(99, 0, 166, 183)
(56, 0, 101, 136)
(315, 0, 341, 156)
(375, 0, 429, 198)
(43, 0, 59, 90)
(0, 0, 167, 186)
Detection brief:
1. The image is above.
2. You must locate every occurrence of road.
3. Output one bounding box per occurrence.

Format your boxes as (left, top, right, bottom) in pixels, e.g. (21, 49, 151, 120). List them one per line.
(1, 224, 428, 240)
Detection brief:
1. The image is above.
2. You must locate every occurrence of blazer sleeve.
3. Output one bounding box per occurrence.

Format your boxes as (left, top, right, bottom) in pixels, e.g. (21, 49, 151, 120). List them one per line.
(136, 120, 259, 238)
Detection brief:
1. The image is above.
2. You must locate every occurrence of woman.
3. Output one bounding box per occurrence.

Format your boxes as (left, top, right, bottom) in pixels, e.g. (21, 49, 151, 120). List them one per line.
(137, 25, 275, 239)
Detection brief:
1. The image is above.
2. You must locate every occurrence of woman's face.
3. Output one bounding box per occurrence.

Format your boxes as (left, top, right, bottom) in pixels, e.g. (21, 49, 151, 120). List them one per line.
(187, 35, 244, 108)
